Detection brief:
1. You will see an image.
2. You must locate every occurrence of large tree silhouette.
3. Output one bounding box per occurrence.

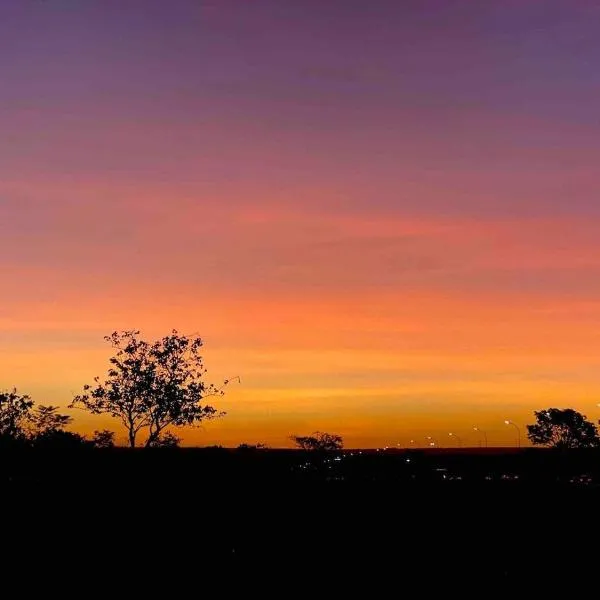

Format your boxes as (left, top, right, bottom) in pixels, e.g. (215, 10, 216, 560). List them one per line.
(527, 408, 599, 449)
(71, 330, 225, 447)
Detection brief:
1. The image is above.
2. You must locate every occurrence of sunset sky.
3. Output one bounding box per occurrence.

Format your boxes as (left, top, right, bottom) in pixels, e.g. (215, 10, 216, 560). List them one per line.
(2, 0, 600, 447)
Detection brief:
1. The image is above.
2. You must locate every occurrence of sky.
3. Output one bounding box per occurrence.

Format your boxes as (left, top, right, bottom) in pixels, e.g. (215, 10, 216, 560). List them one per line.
(2, 0, 600, 447)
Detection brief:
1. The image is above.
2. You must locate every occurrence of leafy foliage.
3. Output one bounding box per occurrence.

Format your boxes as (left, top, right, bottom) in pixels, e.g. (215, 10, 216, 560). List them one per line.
(30, 405, 73, 435)
(1, 390, 74, 444)
(147, 431, 181, 448)
(91, 429, 116, 449)
(0, 388, 34, 440)
(33, 429, 88, 449)
(1, 390, 79, 448)
(527, 408, 599, 449)
(71, 330, 226, 447)
(291, 431, 343, 452)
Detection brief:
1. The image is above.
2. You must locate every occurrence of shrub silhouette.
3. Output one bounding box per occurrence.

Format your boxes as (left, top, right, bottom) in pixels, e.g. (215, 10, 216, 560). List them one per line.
(291, 431, 343, 451)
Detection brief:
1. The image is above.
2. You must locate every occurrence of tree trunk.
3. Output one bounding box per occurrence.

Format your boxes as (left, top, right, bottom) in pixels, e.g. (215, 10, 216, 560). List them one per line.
(145, 430, 159, 447)
(145, 421, 162, 447)
(128, 430, 136, 448)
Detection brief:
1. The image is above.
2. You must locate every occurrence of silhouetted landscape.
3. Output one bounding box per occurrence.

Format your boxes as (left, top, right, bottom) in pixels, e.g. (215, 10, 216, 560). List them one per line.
(3, 330, 600, 589)
(4, 1, 600, 592)
(4, 439, 600, 588)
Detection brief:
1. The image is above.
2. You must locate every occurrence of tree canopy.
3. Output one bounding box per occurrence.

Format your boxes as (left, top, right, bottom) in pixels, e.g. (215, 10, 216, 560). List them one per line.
(526, 408, 599, 449)
(71, 330, 226, 447)
(91, 429, 116, 449)
(0, 388, 80, 447)
(30, 405, 72, 435)
(291, 431, 344, 452)
(0, 388, 34, 440)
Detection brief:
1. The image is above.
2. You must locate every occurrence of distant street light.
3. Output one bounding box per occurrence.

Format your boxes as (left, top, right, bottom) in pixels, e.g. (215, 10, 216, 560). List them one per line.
(504, 420, 521, 448)
(425, 436, 440, 448)
(448, 432, 462, 447)
(473, 426, 488, 448)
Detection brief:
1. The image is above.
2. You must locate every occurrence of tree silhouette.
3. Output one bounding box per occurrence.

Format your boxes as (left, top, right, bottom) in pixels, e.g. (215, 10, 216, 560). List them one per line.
(30, 405, 72, 435)
(28, 405, 80, 448)
(0, 390, 77, 447)
(33, 429, 88, 449)
(527, 408, 599, 449)
(91, 429, 116, 448)
(291, 431, 343, 451)
(238, 443, 268, 450)
(147, 431, 181, 448)
(71, 330, 225, 447)
(0, 388, 34, 440)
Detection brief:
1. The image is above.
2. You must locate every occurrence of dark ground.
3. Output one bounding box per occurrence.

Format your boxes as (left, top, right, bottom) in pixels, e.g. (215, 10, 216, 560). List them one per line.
(2, 447, 598, 592)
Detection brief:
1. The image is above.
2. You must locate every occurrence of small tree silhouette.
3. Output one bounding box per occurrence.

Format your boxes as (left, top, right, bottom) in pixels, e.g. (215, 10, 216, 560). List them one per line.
(91, 429, 116, 449)
(237, 443, 268, 451)
(30, 405, 72, 436)
(28, 405, 82, 448)
(0, 388, 34, 440)
(0, 390, 77, 447)
(291, 431, 343, 452)
(527, 408, 599, 449)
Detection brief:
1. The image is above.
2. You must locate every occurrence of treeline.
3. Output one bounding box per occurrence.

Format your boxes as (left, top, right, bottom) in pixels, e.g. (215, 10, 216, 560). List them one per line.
(2, 329, 600, 451)
(0, 388, 106, 449)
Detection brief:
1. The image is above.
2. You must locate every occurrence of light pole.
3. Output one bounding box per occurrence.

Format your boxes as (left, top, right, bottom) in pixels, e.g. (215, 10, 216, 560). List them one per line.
(473, 426, 488, 448)
(504, 420, 521, 448)
(448, 432, 462, 447)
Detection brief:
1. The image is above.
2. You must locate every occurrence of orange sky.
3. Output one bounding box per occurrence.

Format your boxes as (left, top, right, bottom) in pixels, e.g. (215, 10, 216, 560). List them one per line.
(4, 200, 600, 446)
(2, 1, 600, 446)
